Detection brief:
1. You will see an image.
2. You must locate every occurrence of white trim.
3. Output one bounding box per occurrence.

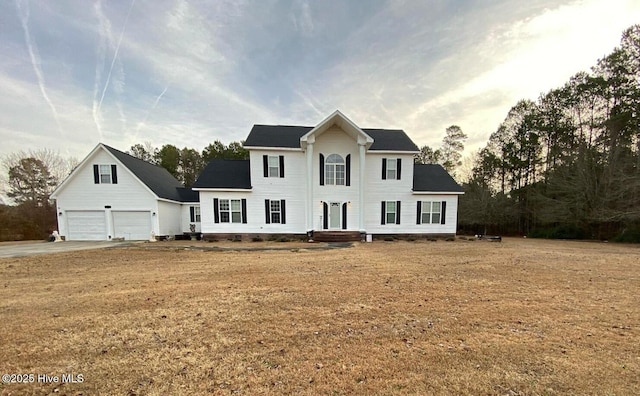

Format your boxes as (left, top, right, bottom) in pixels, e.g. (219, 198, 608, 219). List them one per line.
(370, 150, 420, 154)
(300, 110, 374, 150)
(51, 144, 103, 198)
(243, 146, 303, 151)
(158, 197, 188, 204)
(412, 191, 465, 195)
(192, 188, 252, 192)
(51, 143, 161, 201)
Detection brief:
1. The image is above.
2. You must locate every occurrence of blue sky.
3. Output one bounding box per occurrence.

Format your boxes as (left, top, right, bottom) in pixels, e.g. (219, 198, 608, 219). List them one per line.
(1, 0, 639, 162)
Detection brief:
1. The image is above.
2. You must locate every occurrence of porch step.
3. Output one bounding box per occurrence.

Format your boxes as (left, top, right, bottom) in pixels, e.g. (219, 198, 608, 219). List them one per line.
(313, 231, 362, 242)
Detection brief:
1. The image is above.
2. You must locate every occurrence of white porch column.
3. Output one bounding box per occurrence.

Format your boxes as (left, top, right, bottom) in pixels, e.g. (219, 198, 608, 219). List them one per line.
(306, 141, 314, 232)
(358, 142, 366, 232)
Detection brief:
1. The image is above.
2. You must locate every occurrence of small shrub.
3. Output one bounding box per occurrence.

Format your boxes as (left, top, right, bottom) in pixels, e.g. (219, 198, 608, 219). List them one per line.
(445, 237, 455, 242)
(384, 237, 395, 242)
(406, 237, 416, 242)
(278, 236, 289, 242)
(427, 238, 437, 242)
(251, 236, 263, 242)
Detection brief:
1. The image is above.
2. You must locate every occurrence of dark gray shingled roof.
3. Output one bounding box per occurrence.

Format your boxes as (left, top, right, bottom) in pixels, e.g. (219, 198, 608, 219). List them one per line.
(413, 164, 464, 192)
(243, 125, 419, 151)
(103, 144, 192, 202)
(177, 187, 199, 202)
(192, 159, 252, 189)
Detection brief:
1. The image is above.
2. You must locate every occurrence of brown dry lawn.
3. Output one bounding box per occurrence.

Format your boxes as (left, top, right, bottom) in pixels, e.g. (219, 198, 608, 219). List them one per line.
(0, 238, 638, 395)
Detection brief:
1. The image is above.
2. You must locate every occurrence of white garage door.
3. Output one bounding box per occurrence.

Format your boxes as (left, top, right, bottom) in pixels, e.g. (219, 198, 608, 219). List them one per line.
(112, 211, 151, 240)
(66, 211, 107, 241)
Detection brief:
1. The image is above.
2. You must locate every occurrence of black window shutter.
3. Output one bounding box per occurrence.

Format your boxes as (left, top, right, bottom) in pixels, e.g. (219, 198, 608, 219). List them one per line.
(281, 199, 286, 224)
(441, 201, 447, 224)
(319, 154, 325, 185)
(279, 155, 285, 178)
(93, 165, 99, 184)
(345, 154, 351, 186)
(396, 201, 401, 224)
(111, 165, 118, 184)
(397, 158, 401, 180)
(190, 206, 195, 223)
(382, 158, 387, 180)
(323, 202, 328, 229)
(416, 201, 422, 224)
(381, 201, 386, 225)
(342, 202, 347, 230)
(241, 199, 247, 223)
(264, 199, 271, 224)
(263, 155, 268, 177)
(213, 198, 220, 223)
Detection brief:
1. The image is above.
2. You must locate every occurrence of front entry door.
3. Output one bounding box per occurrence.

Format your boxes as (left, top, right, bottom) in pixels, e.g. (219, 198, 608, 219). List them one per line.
(329, 202, 341, 229)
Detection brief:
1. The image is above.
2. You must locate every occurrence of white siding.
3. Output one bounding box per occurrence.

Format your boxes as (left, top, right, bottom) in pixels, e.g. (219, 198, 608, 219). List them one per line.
(54, 148, 158, 239)
(312, 127, 361, 230)
(198, 125, 460, 236)
(365, 194, 459, 234)
(181, 204, 201, 233)
(157, 201, 182, 236)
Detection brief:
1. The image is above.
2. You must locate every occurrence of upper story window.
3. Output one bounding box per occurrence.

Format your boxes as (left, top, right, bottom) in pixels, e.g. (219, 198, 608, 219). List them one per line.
(263, 155, 284, 178)
(93, 164, 118, 184)
(325, 154, 345, 185)
(382, 158, 402, 180)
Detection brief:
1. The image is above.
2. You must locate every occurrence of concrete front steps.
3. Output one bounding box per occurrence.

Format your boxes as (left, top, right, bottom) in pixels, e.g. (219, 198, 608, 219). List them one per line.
(312, 231, 362, 242)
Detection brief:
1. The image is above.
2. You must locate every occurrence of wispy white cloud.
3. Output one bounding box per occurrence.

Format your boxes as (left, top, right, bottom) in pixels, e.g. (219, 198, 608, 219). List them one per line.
(2, 0, 640, 163)
(14, 0, 65, 139)
(92, 0, 135, 140)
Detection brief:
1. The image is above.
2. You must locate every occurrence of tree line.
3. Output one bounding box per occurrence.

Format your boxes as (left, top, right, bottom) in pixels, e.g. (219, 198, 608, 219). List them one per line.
(126, 140, 248, 187)
(458, 25, 640, 242)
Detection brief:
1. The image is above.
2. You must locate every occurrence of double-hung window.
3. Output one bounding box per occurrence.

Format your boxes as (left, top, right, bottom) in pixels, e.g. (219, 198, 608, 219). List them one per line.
(421, 201, 441, 224)
(189, 206, 201, 222)
(263, 155, 284, 178)
(270, 200, 281, 223)
(417, 201, 446, 225)
(264, 199, 286, 224)
(268, 156, 280, 177)
(382, 158, 401, 180)
(220, 199, 242, 223)
(386, 159, 397, 179)
(93, 164, 118, 184)
(381, 200, 401, 225)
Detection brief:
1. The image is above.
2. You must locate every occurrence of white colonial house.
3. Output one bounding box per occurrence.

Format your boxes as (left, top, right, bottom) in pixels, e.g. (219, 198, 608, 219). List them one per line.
(50, 144, 199, 241)
(192, 110, 464, 241)
(52, 111, 463, 241)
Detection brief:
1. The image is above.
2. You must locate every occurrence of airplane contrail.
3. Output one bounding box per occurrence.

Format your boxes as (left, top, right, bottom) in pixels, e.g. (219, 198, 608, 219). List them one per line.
(96, 0, 135, 115)
(15, 0, 64, 138)
(135, 85, 169, 136)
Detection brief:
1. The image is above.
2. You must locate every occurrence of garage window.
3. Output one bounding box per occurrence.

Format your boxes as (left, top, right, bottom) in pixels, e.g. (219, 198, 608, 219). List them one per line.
(93, 164, 118, 184)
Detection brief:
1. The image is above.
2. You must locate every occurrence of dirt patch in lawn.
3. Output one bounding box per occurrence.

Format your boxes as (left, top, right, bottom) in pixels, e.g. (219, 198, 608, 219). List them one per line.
(0, 238, 638, 395)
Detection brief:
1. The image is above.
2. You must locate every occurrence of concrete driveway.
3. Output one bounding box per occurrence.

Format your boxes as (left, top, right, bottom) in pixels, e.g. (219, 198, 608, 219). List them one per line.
(0, 241, 134, 258)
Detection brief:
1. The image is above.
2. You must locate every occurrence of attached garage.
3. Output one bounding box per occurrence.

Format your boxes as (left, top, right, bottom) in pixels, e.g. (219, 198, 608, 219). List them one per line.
(112, 211, 151, 240)
(66, 211, 107, 241)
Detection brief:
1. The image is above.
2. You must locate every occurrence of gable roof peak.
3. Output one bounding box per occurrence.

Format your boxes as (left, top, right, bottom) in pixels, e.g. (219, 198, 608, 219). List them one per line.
(300, 110, 374, 149)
